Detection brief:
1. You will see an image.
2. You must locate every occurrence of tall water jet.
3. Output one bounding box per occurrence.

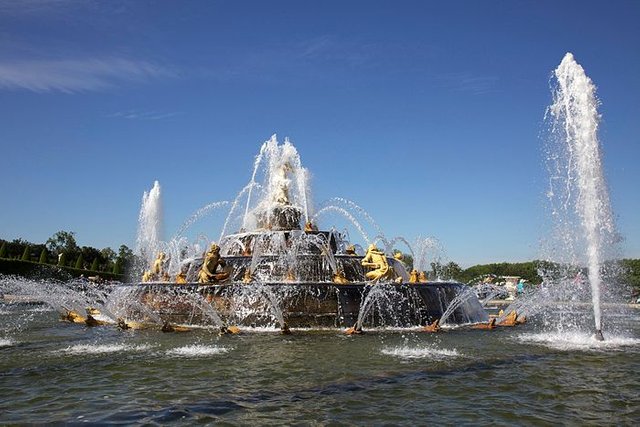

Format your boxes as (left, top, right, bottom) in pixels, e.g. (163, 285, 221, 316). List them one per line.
(545, 53, 619, 340)
(136, 180, 164, 268)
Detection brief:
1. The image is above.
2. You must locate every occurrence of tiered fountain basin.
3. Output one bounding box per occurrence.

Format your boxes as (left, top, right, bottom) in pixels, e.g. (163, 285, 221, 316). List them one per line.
(137, 282, 484, 329)
(137, 225, 486, 330)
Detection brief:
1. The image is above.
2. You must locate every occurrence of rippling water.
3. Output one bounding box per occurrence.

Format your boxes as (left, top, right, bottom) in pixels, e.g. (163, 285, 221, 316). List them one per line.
(1, 303, 638, 424)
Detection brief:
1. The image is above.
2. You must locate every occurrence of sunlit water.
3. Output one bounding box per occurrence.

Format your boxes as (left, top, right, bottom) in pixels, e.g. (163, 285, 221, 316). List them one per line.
(1, 301, 638, 424)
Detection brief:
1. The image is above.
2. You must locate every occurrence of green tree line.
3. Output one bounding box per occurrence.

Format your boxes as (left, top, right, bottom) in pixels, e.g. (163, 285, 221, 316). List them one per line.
(422, 260, 640, 292)
(0, 231, 135, 275)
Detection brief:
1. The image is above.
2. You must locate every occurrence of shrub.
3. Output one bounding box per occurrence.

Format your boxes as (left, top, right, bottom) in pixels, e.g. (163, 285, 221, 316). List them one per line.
(39, 248, 48, 264)
(74, 254, 84, 270)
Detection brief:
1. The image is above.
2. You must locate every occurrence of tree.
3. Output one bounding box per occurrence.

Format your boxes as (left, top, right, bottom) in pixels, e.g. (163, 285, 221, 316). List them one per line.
(46, 231, 79, 257)
(443, 262, 463, 281)
(0, 241, 6, 258)
(21, 246, 30, 261)
(101, 247, 116, 262)
(116, 244, 135, 272)
(113, 259, 122, 275)
(100, 247, 116, 272)
(90, 258, 99, 271)
(39, 248, 48, 264)
(74, 254, 84, 270)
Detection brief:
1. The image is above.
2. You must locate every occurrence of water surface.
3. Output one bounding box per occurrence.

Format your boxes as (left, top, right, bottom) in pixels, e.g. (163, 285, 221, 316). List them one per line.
(1, 303, 638, 424)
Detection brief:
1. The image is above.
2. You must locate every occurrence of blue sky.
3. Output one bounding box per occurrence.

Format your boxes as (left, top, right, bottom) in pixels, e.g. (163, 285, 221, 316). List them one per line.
(1, 0, 638, 267)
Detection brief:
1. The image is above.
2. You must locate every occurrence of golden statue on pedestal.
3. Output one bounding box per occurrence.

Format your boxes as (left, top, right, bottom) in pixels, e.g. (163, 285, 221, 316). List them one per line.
(418, 271, 428, 283)
(174, 271, 187, 284)
(409, 269, 420, 283)
(142, 252, 168, 282)
(152, 252, 167, 276)
(360, 244, 393, 282)
(242, 268, 253, 283)
(304, 221, 318, 232)
(198, 243, 230, 284)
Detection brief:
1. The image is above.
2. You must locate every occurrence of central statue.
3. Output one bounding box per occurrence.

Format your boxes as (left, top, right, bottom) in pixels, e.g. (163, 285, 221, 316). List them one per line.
(360, 244, 393, 282)
(273, 161, 292, 205)
(255, 160, 302, 231)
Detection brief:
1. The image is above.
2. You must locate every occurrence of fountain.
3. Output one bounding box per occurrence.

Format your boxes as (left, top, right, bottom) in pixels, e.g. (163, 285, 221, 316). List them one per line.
(121, 135, 486, 331)
(136, 180, 163, 268)
(542, 52, 621, 341)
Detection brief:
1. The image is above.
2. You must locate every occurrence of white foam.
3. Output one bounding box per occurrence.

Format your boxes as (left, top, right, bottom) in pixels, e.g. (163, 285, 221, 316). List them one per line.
(27, 307, 54, 313)
(165, 344, 229, 357)
(0, 338, 14, 347)
(515, 331, 640, 351)
(62, 343, 152, 355)
(381, 345, 461, 360)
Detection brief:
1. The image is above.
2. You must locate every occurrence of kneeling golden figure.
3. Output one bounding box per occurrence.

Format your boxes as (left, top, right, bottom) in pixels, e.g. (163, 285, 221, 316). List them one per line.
(360, 244, 393, 282)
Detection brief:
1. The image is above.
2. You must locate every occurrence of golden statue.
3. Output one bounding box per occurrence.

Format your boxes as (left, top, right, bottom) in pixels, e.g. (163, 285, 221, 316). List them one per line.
(63, 310, 86, 324)
(423, 319, 440, 333)
(304, 221, 318, 232)
(409, 269, 420, 283)
(497, 311, 518, 327)
(393, 252, 404, 261)
(361, 244, 393, 282)
(222, 325, 241, 335)
(242, 268, 253, 283)
(333, 269, 349, 284)
(285, 269, 296, 282)
(152, 252, 167, 275)
(175, 271, 187, 284)
(116, 318, 150, 330)
(162, 322, 191, 333)
(198, 243, 230, 284)
(418, 271, 428, 283)
(141, 252, 168, 282)
(85, 314, 108, 327)
(141, 270, 153, 283)
(471, 318, 497, 330)
(345, 245, 357, 256)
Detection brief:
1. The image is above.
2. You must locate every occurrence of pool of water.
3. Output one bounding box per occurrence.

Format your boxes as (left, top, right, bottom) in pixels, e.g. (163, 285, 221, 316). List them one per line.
(1, 303, 639, 424)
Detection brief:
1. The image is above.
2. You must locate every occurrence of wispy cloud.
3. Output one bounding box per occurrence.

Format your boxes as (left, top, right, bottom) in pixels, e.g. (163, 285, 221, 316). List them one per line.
(108, 110, 183, 120)
(437, 72, 499, 95)
(0, 0, 98, 13)
(0, 57, 176, 93)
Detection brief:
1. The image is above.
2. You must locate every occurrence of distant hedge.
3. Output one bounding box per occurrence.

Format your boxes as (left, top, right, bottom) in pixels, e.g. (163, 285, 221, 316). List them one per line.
(0, 258, 124, 282)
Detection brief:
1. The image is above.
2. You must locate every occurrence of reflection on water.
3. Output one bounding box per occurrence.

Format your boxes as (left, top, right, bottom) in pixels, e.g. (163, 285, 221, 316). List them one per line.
(0, 303, 638, 424)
